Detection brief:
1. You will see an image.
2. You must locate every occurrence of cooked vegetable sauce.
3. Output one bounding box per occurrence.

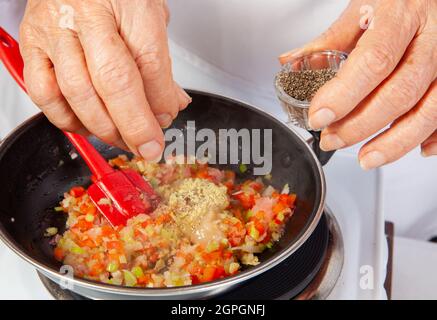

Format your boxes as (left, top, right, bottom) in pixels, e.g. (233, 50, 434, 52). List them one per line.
(51, 155, 296, 287)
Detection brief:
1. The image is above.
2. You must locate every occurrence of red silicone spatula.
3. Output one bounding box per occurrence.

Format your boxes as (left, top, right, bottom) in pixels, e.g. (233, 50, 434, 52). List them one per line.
(0, 27, 159, 226)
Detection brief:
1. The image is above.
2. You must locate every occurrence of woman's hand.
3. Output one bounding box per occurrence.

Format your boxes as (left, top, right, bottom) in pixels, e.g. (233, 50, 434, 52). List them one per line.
(279, 0, 437, 169)
(20, 0, 191, 161)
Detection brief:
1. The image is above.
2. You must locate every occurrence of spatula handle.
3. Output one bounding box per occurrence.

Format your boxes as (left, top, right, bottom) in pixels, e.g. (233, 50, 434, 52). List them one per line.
(0, 27, 114, 179)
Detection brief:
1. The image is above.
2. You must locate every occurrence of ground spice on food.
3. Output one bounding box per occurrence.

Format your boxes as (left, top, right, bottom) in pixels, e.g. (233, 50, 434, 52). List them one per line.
(278, 68, 337, 101)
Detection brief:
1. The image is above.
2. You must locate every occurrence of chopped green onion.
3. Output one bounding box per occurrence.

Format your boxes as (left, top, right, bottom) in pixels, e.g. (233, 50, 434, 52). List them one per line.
(106, 262, 119, 273)
(266, 242, 273, 249)
(249, 225, 260, 240)
(276, 212, 285, 222)
(54, 206, 64, 212)
(239, 163, 248, 173)
(71, 246, 85, 255)
(131, 266, 144, 278)
(123, 270, 137, 287)
(245, 210, 254, 220)
(206, 241, 220, 253)
(85, 213, 95, 222)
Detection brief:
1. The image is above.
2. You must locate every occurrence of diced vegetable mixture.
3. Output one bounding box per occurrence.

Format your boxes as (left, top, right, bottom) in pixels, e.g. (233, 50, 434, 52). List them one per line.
(50, 155, 296, 287)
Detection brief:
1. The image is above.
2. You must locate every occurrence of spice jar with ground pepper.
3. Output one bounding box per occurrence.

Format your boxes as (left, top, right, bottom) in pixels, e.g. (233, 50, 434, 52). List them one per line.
(274, 50, 348, 131)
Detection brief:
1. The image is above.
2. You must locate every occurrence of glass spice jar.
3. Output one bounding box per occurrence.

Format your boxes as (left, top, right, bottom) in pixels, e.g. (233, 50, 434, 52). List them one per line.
(274, 50, 348, 131)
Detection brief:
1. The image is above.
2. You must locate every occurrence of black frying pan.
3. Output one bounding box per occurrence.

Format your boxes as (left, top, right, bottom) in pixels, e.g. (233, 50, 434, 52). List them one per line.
(0, 88, 332, 299)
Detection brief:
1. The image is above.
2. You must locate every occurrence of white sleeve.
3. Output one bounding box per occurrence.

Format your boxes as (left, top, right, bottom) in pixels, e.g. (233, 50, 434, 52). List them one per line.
(0, 0, 27, 39)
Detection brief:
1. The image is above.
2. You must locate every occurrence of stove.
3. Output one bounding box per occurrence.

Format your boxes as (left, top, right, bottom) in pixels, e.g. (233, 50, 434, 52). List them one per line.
(0, 151, 389, 300)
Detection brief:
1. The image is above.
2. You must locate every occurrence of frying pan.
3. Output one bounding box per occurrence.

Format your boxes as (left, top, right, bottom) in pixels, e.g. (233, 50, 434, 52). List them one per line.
(0, 89, 333, 299)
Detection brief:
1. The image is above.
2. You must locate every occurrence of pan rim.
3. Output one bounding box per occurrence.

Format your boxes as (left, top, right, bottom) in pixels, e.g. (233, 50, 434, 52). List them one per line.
(0, 89, 326, 297)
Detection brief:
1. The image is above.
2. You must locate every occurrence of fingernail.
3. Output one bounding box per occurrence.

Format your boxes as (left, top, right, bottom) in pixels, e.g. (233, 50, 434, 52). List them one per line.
(177, 87, 192, 109)
(320, 134, 346, 151)
(309, 108, 336, 130)
(279, 48, 303, 60)
(360, 151, 386, 170)
(421, 143, 437, 157)
(138, 140, 163, 162)
(176, 84, 191, 102)
(180, 88, 192, 102)
(156, 113, 173, 128)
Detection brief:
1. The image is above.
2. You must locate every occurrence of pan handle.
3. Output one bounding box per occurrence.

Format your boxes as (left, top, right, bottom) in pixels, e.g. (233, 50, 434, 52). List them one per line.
(308, 130, 335, 166)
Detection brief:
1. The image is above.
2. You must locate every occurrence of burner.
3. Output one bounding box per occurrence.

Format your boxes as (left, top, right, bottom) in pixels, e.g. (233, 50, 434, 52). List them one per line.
(38, 210, 343, 300)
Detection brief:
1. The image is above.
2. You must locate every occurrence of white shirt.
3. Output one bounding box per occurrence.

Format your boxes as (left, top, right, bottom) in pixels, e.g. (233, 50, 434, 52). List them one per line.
(1, 0, 437, 239)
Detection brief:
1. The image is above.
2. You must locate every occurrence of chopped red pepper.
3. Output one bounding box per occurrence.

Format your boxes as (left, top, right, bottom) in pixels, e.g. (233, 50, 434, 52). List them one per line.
(69, 186, 85, 198)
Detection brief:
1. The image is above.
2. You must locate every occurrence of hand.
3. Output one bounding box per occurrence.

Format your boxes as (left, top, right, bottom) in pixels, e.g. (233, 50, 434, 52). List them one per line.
(20, 0, 191, 161)
(279, 0, 437, 169)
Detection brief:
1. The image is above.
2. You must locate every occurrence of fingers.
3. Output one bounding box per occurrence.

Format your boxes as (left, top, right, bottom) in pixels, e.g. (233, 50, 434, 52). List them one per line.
(320, 37, 437, 151)
(359, 82, 437, 170)
(278, 0, 366, 64)
(309, 1, 421, 130)
(22, 46, 87, 134)
(422, 131, 437, 157)
(77, 14, 164, 161)
(49, 32, 126, 149)
(118, 0, 190, 128)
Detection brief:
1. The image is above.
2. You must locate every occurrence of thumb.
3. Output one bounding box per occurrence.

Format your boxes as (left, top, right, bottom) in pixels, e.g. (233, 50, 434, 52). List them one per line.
(279, 0, 371, 64)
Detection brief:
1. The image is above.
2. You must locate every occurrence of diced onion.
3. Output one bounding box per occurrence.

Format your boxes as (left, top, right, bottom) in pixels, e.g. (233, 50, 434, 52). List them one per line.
(281, 184, 290, 194)
(44, 227, 58, 237)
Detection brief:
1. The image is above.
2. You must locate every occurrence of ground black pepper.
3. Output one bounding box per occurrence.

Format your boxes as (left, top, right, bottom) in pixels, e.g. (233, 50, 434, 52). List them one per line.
(278, 68, 337, 101)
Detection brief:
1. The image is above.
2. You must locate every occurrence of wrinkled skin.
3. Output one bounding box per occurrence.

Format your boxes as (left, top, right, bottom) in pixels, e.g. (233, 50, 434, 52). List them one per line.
(280, 0, 437, 169)
(20, 0, 191, 161)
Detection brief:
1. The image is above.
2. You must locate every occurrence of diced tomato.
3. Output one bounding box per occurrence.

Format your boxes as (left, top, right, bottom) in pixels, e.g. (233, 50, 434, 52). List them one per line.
(137, 274, 152, 285)
(214, 266, 226, 279)
(223, 180, 234, 193)
(196, 169, 211, 180)
(74, 219, 93, 231)
(261, 233, 271, 244)
(273, 202, 287, 214)
(227, 220, 246, 247)
(101, 225, 114, 237)
(80, 204, 97, 216)
(191, 275, 200, 285)
(78, 238, 96, 248)
(54, 247, 65, 261)
(201, 266, 217, 282)
(234, 192, 255, 209)
(149, 252, 159, 263)
(247, 181, 263, 192)
(279, 193, 297, 207)
(202, 250, 222, 263)
(89, 262, 105, 276)
(223, 251, 233, 260)
(107, 241, 122, 251)
(69, 186, 85, 198)
(155, 213, 171, 225)
(254, 219, 266, 235)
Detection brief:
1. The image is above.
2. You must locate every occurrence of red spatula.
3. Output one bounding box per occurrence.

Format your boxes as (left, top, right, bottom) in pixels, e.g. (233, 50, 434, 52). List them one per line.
(0, 27, 159, 226)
